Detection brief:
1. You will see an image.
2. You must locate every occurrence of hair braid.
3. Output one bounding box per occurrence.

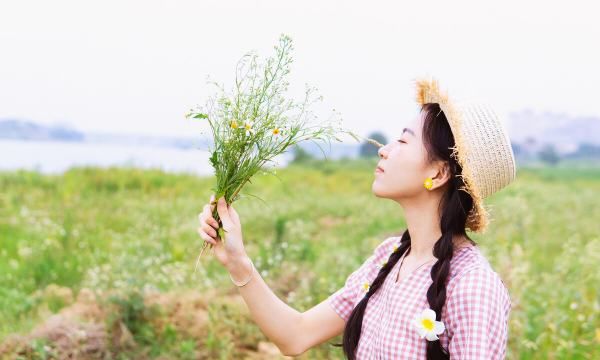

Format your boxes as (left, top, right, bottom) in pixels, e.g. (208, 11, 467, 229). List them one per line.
(330, 230, 412, 359)
(425, 159, 473, 359)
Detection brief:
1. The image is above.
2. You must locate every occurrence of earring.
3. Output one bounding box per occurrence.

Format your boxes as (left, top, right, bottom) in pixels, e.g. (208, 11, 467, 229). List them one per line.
(424, 177, 433, 190)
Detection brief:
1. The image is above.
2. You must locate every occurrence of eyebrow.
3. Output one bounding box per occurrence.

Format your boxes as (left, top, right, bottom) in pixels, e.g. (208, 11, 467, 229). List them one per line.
(402, 127, 415, 137)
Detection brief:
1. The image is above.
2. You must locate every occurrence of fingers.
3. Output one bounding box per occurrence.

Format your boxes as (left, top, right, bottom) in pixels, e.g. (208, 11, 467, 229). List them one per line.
(206, 216, 219, 229)
(203, 205, 220, 228)
(197, 227, 216, 245)
(216, 197, 232, 229)
(201, 222, 217, 238)
(200, 203, 219, 229)
(196, 193, 221, 247)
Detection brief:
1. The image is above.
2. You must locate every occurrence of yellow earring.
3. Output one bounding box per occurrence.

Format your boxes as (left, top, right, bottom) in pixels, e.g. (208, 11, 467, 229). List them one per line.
(424, 177, 433, 190)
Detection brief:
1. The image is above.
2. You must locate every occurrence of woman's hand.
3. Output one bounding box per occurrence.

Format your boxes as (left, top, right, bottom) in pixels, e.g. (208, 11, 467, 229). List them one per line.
(197, 194, 248, 269)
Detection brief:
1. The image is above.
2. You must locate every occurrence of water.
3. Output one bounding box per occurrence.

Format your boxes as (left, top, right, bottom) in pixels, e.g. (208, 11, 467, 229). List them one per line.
(0, 139, 290, 176)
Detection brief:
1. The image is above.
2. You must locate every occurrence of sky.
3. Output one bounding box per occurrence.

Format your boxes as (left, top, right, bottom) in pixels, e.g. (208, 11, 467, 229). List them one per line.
(1, 0, 599, 142)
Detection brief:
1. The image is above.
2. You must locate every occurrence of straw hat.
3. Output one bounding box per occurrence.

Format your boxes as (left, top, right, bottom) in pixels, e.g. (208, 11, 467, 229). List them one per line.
(414, 77, 517, 233)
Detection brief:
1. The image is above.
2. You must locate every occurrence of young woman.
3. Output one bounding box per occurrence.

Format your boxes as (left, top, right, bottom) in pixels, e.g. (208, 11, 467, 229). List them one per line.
(197, 78, 516, 359)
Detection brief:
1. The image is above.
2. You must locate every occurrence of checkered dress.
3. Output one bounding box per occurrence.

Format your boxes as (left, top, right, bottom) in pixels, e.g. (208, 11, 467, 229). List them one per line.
(327, 236, 511, 359)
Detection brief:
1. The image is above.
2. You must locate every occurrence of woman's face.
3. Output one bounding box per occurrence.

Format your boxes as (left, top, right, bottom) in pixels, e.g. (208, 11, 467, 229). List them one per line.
(372, 111, 436, 201)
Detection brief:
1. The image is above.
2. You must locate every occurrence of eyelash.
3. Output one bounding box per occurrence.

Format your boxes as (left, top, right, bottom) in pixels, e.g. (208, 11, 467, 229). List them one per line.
(397, 139, 406, 144)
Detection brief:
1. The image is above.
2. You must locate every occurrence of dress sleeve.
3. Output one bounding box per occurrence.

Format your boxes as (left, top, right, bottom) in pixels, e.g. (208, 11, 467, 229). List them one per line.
(445, 266, 512, 360)
(326, 236, 398, 322)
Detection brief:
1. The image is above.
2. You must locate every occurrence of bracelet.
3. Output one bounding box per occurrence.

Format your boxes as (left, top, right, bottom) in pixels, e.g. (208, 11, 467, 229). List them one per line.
(229, 257, 255, 287)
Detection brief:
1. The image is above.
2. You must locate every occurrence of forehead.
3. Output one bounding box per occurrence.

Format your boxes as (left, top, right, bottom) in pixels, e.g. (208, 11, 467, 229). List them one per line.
(404, 112, 426, 136)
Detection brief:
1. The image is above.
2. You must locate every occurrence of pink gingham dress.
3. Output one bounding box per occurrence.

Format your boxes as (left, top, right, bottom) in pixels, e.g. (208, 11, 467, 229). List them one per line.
(327, 236, 511, 359)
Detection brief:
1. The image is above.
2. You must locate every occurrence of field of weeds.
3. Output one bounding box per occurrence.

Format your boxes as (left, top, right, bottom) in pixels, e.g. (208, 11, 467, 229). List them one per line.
(1, 159, 598, 359)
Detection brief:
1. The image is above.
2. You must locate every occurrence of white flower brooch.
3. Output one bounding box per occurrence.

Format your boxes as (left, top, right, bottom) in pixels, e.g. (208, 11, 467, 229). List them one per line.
(413, 308, 446, 341)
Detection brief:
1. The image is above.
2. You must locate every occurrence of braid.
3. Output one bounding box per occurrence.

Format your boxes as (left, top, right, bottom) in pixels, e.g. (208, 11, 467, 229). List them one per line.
(330, 230, 411, 359)
(424, 234, 453, 359)
(425, 161, 473, 359)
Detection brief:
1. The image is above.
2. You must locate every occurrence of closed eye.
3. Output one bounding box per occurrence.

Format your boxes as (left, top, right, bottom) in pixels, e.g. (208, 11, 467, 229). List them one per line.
(397, 139, 406, 144)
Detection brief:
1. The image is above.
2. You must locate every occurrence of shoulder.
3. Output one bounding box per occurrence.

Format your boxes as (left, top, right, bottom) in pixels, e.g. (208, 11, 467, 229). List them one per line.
(448, 245, 506, 286)
(371, 235, 401, 261)
(446, 245, 512, 315)
(442, 246, 512, 358)
(351, 235, 401, 277)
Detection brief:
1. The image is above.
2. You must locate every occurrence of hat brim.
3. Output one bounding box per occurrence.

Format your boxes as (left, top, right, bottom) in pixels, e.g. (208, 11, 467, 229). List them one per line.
(414, 77, 489, 233)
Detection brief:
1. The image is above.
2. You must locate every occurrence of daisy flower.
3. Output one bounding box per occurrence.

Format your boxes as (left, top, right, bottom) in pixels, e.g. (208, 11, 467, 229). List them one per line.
(362, 281, 370, 292)
(244, 121, 255, 136)
(272, 127, 281, 136)
(230, 119, 239, 129)
(413, 308, 445, 341)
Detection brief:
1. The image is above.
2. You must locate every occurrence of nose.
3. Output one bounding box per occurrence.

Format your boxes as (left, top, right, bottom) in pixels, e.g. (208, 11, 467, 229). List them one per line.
(378, 144, 388, 159)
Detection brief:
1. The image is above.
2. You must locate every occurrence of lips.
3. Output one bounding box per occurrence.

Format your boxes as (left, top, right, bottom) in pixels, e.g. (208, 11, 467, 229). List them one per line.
(375, 165, 384, 173)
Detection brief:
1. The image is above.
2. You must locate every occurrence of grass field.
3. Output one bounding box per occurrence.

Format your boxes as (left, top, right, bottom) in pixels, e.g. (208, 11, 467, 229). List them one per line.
(0, 159, 598, 359)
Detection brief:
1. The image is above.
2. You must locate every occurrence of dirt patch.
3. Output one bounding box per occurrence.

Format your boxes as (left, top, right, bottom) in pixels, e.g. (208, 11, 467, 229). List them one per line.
(0, 288, 109, 359)
(0, 286, 294, 359)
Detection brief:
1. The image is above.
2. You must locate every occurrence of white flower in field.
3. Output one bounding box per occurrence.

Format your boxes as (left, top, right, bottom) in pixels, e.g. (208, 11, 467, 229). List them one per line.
(413, 308, 445, 341)
(244, 121, 255, 136)
(18, 246, 33, 258)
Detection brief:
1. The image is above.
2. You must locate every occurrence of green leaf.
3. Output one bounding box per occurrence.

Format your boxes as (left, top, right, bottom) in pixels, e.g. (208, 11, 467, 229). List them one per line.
(193, 113, 209, 119)
(209, 151, 218, 168)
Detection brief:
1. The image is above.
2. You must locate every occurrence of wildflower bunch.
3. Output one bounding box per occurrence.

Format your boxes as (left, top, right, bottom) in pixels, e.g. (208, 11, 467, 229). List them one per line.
(186, 34, 375, 259)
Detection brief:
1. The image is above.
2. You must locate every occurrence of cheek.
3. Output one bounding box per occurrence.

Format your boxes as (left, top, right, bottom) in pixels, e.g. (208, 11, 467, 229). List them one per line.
(391, 146, 424, 169)
(373, 147, 428, 198)
(387, 148, 427, 182)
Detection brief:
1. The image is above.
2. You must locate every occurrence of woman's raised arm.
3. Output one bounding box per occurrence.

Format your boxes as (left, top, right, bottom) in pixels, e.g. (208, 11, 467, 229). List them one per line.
(197, 195, 345, 356)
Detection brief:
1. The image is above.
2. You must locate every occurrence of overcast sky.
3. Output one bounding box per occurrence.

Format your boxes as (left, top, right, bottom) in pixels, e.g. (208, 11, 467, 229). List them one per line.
(1, 0, 598, 141)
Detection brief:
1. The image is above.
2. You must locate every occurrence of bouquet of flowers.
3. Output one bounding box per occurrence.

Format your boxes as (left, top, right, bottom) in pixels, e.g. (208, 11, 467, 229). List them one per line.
(186, 34, 383, 262)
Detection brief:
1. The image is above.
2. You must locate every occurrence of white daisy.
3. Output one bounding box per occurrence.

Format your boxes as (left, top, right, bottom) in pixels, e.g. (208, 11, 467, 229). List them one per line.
(244, 121, 255, 136)
(413, 308, 445, 341)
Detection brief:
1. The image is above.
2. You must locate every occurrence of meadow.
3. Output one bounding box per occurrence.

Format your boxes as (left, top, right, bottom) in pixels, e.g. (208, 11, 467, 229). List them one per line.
(0, 159, 598, 359)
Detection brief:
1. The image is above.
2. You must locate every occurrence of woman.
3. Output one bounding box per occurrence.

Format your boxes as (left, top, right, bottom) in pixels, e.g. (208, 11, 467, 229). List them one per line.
(197, 77, 516, 359)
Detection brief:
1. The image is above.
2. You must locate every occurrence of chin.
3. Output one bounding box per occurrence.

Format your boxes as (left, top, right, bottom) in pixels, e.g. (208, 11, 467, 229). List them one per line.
(371, 182, 387, 198)
(372, 180, 403, 200)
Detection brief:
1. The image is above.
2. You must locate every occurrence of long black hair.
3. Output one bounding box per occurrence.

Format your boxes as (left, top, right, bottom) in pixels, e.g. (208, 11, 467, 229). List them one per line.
(330, 103, 476, 359)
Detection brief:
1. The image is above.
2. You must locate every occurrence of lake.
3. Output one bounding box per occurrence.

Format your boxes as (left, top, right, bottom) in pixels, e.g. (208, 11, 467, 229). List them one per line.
(0, 139, 291, 176)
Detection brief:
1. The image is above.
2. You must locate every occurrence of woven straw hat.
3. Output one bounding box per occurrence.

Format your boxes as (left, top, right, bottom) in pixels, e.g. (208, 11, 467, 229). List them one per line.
(414, 77, 517, 233)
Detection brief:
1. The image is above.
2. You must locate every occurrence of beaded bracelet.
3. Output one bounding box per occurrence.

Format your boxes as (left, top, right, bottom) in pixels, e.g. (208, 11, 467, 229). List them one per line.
(229, 257, 255, 287)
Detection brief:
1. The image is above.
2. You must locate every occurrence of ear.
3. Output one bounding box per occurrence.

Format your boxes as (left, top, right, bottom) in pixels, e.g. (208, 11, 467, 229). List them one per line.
(431, 161, 452, 189)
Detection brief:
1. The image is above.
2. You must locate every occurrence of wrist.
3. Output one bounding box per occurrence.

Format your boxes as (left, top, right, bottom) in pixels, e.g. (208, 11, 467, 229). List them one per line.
(227, 254, 252, 282)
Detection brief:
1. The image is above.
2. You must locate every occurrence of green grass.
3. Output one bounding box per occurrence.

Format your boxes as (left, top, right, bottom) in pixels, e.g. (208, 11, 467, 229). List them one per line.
(0, 160, 598, 359)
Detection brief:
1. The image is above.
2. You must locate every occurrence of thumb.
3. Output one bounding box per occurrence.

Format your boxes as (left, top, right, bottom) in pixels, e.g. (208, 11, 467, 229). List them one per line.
(216, 197, 233, 229)
(228, 203, 240, 225)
